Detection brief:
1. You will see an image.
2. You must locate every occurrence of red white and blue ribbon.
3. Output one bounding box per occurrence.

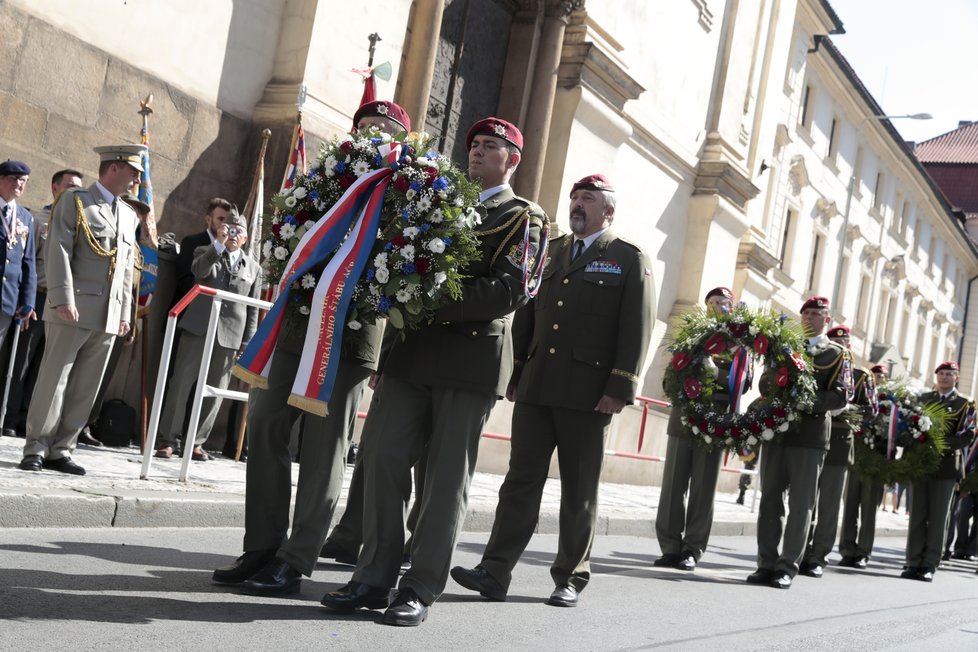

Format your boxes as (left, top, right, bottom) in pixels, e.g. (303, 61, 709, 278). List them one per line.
(234, 143, 401, 416)
(886, 402, 899, 460)
(727, 346, 750, 413)
(522, 217, 548, 299)
(964, 443, 978, 473)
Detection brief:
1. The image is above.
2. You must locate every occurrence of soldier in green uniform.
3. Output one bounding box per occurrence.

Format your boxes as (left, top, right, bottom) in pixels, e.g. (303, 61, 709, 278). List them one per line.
(901, 361, 977, 582)
(450, 174, 654, 607)
(801, 324, 863, 576)
(321, 117, 547, 626)
(653, 287, 738, 572)
(838, 362, 885, 569)
(747, 296, 850, 589)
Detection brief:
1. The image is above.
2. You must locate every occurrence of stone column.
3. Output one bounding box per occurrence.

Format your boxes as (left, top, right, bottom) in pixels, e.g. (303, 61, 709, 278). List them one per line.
(394, 0, 445, 130)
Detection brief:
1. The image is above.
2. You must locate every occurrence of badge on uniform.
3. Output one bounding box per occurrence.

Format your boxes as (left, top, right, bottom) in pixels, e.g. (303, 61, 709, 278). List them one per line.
(505, 240, 538, 268)
(584, 260, 622, 275)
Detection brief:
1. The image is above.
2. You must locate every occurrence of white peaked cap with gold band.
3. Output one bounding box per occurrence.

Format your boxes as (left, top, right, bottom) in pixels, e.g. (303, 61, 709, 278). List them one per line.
(93, 144, 147, 172)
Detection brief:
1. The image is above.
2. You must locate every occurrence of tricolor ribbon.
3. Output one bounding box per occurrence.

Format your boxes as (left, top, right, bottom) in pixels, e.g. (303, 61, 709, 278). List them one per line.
(233, 143, 402, 416)
(886, 402, 899, 460)
(964, 443, 978, 473)
(727, 346, 750, 413)
(522, 217, 549, 299)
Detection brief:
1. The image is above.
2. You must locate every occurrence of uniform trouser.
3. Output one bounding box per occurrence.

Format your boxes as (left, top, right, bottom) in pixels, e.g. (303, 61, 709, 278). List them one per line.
(952, 493, 978, 556)
(4, 291, 45, 432)
(242, 350, 370, 576)
(479, 403, 611, 593)
(88, 333, 127, 425)
(944, 493, 960, 553)
(23, 321, 114, 460)
(805, 463, 849, 566)
(655, 434, 723, 560)
(756, 444, 826, 576)
(905, 477, 957, 571)
(838, 472, 885, 559)
(352, 376, 496, 606)
(157, 332, 236, 449)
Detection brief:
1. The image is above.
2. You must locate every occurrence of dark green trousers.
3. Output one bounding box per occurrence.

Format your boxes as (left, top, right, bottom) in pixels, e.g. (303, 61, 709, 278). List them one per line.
(655, 434, 723, 561)
(839, 472, 885, 559)
(805, 463, 849, 566)
(905, 478, 957, 571)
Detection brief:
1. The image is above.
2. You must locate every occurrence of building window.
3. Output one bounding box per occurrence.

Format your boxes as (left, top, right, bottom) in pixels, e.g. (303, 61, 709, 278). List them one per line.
(929, 236, 939, 277)
(852, 147, 865, 197)
(929, 332, 941, 377)
(827, 117, 839, 161)
(779, 208, 797, 271)
(898, 200, 911, 236)
(837, 254, 850, 317)
(855, 273, 871, 330)
(913, 319, 926, 376)
(940, 253, 949, 289)
(807, 234, 823, 291)
(800, 84, 813, 128)
(883, 293, 897, 342)
(900, 303, 912, 354)
(872, 172, 885, 211)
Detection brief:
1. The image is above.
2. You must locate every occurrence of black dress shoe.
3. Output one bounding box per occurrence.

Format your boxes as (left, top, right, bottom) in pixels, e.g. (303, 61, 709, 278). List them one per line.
(43, 457, 86, 475)
(854, 557, 868, 569)
(951, 553, 978, 562)
(450, 565, 507, 601)
(676, 553, 697, 571)
(3, 427, 18, 437)
(900, 567, 920, 579)
(78, 427, 103, 447)
(746, 568, 774, 585)
(770, 572, 792, 589)
(837, 556, 857, 568)
(382, 588, 428, 626)
(653, 553, 682, 568)
(400, 553, 412, 572)
(212, 549, 277, 585)
(19, 454, 43, 471)
(319, 539, 358, 566)
(321, 581, 390, 612)
(242, 557, 302, 596)
(546, 584, 579, 607)
(799, 562, 823, 578)
(917, 568, 935, 582)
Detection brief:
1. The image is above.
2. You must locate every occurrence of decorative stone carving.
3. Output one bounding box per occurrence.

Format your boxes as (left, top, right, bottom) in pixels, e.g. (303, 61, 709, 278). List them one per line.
(814, 197, 838, 220)
(693, 157, 761, 211)
(862, 243, 881, 261)
(789, 155, 809, 193)
(546, 0, 584, 18)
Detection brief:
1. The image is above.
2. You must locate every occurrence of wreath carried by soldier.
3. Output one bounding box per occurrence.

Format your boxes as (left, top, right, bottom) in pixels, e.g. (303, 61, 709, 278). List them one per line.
(663, 305, 817, 452)
(851, 383, 950, 485)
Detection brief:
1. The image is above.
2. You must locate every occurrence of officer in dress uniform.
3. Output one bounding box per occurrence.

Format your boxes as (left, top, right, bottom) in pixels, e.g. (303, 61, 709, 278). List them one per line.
(802, 324, 865, 576)
(747, 296, 850, 589)
(19, 144, 142, 475)
(0, 160, 37, 347)
(321, 117, 547, 626)
(653, 287, 739, 572)
(450, 174, 653, 607)
(838, 357, 883, 569)
(901, 361, 977, 582)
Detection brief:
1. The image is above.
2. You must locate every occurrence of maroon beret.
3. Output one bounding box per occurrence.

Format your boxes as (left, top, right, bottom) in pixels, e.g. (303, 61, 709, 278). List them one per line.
(465, 117, 523, 152)
(801, 296, 830, 312)
(704, 287, 734, 302)
(353, 100, 411, 132)
(935, 361, 960, 374)
(871, 364, 888, 375)
(570, 174, 615, 196)
(827, 324, 850, 339)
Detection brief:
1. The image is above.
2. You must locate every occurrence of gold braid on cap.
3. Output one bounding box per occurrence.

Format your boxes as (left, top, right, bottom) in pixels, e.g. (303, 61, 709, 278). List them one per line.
(75, 195, 118, 280)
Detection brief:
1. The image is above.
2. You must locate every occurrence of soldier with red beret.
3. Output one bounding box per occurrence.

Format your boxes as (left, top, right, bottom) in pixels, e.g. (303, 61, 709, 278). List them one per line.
(352, 100, 411, 134)
(748, 296, 851, 589)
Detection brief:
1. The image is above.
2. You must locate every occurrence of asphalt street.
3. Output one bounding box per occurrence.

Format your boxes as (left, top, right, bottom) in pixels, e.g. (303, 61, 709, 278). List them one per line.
(1, 528, 977, 651)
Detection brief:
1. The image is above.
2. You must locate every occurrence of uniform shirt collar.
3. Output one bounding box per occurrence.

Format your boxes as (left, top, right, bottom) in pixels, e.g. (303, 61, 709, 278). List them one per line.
(573, 228, 608, 255)
(940, 389, 957, 401)
(212, 240, 242, 267)
(806, 333, 826, 351)
(94, 181, 116, 203)
(479, 183, 510, 203)
(0, 196, 15, 213)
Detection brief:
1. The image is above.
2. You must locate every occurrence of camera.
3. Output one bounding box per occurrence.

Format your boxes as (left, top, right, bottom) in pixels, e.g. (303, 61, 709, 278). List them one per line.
(227, 226, 241, 238)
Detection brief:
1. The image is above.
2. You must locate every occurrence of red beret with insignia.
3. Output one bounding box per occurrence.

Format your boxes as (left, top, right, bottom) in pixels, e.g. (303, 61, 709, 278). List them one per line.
(353, 100, 411, 132)
(704, 287, 734, 302)
(570, 174, 615, 196)
(935, 361, 960, 374)
(827, 324, 850, 339)
(801, 296, 830, 312)
(871, 364, 888, 375)
(465, 117, 523, 152)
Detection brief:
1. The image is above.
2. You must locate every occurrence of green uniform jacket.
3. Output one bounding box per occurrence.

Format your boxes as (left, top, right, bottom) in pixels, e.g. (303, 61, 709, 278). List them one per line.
(919, 389, 977, 481)
(827, 366, 873, 466)
(381, 187, 547, 397)
(509, 231, 654, 410)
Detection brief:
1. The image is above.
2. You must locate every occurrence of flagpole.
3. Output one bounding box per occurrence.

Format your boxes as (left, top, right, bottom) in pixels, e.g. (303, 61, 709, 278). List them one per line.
(137, 93, 154, 452)
(244, 128, 271, 261)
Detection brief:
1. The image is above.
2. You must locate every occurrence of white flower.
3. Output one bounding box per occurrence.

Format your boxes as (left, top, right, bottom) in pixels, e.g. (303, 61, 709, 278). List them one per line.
(284, 196, 297, 208)
(299, 305, 310, 315)
(396, 288, 412, 303)
(314, 199, 327, 212)
(453, 195, 464, 205)
(403, 226, 419, 239)
(747, 435, 758, 446)
(463, 207, 483, 228)
(725, 437, 733, 445)
(292, 186, 307, 199)
(273, 246, 289, 260)
(434, 271, 447, 285)
(305, 219, 315, 230)
(777, 422, 789, 432)
(308, 159, 320, 172)
(353, 160, 371, 177)
(280, 223, 296, 239)
(417, 195, 432, 212)
(375, 267, 390, 283)
(300, 273, 316, 289)
(761, 429, 774, 441)
(262, 241, 273, 258)
(374, 252, 388, 268)
(702, 435, 712, 444)
(427, 238, 445, 254)
(405, 189, 417, 201)
(321, 155, 337, 177)
(400, 244, 416, 261)
(919, 416, 932, 432)
(348, 319, 362, 330)
(691, 426, 700, 435)
(429, 208, 444, 223)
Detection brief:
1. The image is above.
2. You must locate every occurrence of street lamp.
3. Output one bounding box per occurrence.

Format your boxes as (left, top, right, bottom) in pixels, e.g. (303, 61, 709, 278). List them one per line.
(829, 112, 932, 321)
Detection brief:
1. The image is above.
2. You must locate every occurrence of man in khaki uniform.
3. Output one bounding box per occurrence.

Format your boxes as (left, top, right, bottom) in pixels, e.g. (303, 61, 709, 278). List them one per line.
(901, 361, 977, 582)
(654, 287, 737, 572)
(19, 144, 142, 475)
(321, 117, 546, 626)
(747, 296, 849, 589)
(450, 174, 653, 607)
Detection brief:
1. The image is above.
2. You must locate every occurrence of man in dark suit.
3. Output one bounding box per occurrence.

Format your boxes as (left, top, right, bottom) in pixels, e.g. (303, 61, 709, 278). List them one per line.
(173, 198, 233, 306)
(747, 296, 849, 589)
(321, 117, 547, 626)
(450, 174, 653, 607)
(0, 160, 37, 351)
(901, 361, 977, 582)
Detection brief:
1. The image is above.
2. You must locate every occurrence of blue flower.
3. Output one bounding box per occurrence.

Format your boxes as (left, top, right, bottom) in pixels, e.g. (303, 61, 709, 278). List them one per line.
(335, 161, 348, 173)
(374, 154, 383, 167)
(366, 268, 376, 281)
(371, 137, 383, 145)
(432, 177, 450, 191)
(425, 151, 440, 159)
(384, 242, 393, 251)
(309, 190, 320, 200)
(378, 296, 391, 313)
(410, 180, 423, 192)
(403, 262, 416, 274)
(284, 214, 297, 225)
(402, 208, 412, 220)
(443, 236, 453, 246)
(419, 223, 431, 232)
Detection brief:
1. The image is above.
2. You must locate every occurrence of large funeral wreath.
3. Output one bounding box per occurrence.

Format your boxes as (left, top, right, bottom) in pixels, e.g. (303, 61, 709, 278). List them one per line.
(663, 305, 817, 452)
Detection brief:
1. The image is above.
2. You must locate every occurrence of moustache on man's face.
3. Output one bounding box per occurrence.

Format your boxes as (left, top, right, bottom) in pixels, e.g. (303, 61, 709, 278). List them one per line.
(570, 208, 586, 219)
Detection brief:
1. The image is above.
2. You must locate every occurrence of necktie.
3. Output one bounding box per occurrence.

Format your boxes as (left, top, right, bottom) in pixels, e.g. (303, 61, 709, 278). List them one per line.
(572, 240, 584, 261)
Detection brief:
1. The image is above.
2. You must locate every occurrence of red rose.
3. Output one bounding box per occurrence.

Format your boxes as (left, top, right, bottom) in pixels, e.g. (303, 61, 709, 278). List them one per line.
(392, 235, 408, 248)
(671, 351, 692, 371)
(340, 140, 353, 153)
(415, 257, 431, 274)
(911, 414, 920, 423)
(296, 210, 310, 223)
(394, 176, 411, 193)
(714, 426, 727, 437)
(700, 420, 709, 431)
(764, 418, 776, 429)
(728, 322, 748, 338)
(790, 351, 807, 371)
(683, 377, 702, 399)
(704, 334, 727, 355)
(424, 167, 438, 184)
(748, 422, 763, 433)
(338, 174, 356, 190)
(753, 334, 769, 355)
(271, 223, 281, 237)
(776, 367, 789, 387)
(730, 426, 742, 439)
(773, 407, 787, 419)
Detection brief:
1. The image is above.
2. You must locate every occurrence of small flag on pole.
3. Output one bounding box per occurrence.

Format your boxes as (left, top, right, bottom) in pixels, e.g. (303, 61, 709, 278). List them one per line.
(281, 118, 306, 192)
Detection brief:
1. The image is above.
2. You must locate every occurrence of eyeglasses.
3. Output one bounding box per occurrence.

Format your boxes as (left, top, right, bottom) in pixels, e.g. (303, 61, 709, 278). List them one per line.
(1, 176, 28, 184)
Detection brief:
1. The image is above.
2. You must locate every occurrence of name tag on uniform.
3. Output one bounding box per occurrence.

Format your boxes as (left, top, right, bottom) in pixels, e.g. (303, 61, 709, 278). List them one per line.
(584, 260, 621, 275)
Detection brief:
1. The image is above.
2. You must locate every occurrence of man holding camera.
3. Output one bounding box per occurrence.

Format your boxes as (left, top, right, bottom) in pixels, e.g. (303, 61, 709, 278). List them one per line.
(155, 212, 261, 460)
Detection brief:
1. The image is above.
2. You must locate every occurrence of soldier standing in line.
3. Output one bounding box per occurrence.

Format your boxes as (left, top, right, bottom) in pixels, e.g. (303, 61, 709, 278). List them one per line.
(450, 174, 654, 606)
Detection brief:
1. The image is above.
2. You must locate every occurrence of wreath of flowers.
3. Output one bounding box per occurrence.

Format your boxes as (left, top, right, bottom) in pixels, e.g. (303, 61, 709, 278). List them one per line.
(851, 383, 949, 485)
(663, 305, 817, 452)
(261, 128, 482, 332)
